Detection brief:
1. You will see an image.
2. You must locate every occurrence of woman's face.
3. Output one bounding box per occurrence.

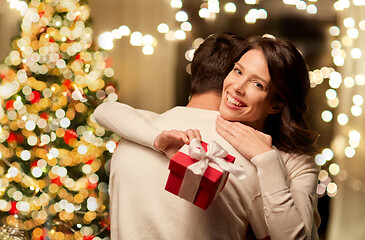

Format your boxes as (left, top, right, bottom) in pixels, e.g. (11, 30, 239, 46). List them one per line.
(219, 49, 279, 130)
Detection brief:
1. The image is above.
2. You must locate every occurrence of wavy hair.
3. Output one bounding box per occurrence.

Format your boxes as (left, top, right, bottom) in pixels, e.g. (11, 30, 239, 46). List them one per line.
(236, 36, 319, 156)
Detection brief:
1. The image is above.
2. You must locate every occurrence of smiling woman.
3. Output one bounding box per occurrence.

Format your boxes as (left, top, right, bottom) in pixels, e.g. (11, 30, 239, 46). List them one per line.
(155, 36, 321, 239)
(219, 36, 319, 156)
(219, 49, 275, 131)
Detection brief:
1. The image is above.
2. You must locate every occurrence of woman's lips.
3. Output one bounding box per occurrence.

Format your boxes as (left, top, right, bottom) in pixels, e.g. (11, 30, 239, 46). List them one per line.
(226, 93, 246, 107)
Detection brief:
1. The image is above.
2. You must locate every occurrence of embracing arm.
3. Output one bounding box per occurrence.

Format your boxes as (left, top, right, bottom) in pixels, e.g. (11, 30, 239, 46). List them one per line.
(215, 116, 319, 240)
(93, 101, 160, 149)
(252, 151, 320, 240)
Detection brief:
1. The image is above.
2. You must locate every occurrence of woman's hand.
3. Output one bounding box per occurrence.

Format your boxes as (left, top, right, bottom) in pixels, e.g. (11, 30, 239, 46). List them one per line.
(154, 129, 202, 159)
(216, 115, 273, 160)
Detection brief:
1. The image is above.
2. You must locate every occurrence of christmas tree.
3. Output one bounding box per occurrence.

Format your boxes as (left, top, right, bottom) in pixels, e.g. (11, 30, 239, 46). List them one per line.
(0, 0, 117, 239)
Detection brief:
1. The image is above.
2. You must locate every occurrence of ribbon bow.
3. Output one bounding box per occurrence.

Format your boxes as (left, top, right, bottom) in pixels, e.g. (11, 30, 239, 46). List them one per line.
(178, 139, 246, 203)
(188, 138, 246, 179)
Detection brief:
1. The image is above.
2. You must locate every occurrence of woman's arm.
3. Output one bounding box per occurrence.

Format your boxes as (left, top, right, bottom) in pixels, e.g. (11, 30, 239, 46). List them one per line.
(251, 151, 320, 240)
(216, 116, 319, 240)
(93, 102, 160, 149)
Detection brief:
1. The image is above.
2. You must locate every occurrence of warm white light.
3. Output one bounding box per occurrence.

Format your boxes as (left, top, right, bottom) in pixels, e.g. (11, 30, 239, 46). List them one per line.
(106, 141, 117, 152)
(344, 146, 355, 158)
(8, 167, 19, 177)
(98, 32, 114, 50)
(142, 46, 154, 55)
(310, 69, 324, 84)
(296, 0, 307, 10)
(322, 148, 334, 161)
(331, 48, 342, 57)
(87, 197, 98, 211)
(192, 38, 205, 48)
(77, 145, 88, 155)
(283, 0, 298, 5)
(175, 11, 188, 22)
(170, 0, 182, 8)
(111, 29, 123, 39)
(185, 49, 195, 61)
(347, 28, 359, 39)
(258, 9, 268, 19)
(208, 0, 220, 13)
(157, 23, 169, 33)
(225, 2, 236, 13)
(329, 26, 340, 36)
(321, 110, 333, 122)
(175, 30, 186, 40)
(352, 0, 364, 5)
(328, 98, 340, 108)
(199, 8, 211, 18)
(25, 120, 36, 131)
(329, 163, 340, 175)
(331, 41, 341, 50)
(333, 56, 345, 66)
(325, 89, 337, 100)
(315, 154, 326, 166)
(359, 20, 365, 30)
(351, 105, 362, 116)
(349, 129, 361, 142)
(181, 22, 192, 31)
(245, 0, 257, 4)
(306, 4, 317, 14)
(329, 72, 342, 88)
(119, 25, 131, 36)
(245, 11, 257, 24)
(337, 113, 348, 126)
(344, 17, 355, 28)
(327, 182, 337, 196)
(142, 34, 154, 46)
(130, 32, 143, 46)
(350, 48, 362, 59)
(344, 77, 355, 88)
(356, 74, 365, 85)
(353, 95, 364, 105)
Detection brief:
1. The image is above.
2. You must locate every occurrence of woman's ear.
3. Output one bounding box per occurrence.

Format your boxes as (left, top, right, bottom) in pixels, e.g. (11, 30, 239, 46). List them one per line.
(269, 101, 283, 114)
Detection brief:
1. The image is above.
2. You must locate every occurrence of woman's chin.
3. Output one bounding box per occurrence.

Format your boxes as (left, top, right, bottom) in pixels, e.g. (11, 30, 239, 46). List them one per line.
(219, 110, 238, 122)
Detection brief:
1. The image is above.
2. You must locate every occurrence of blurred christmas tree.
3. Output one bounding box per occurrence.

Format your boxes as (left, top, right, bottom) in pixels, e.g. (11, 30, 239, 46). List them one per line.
(0, 0, 119, 239)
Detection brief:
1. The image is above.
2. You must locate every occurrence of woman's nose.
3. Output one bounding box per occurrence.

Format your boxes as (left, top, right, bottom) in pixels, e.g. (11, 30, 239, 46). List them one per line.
(233, 80, 246, 95)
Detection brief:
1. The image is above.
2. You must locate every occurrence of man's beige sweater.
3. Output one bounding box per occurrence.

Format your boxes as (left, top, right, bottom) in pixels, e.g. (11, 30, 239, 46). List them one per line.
(94, 102, 320, 240)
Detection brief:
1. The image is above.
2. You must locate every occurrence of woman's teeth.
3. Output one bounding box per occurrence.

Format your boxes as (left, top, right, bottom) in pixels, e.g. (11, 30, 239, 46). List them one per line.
(227, 94, 243, 107)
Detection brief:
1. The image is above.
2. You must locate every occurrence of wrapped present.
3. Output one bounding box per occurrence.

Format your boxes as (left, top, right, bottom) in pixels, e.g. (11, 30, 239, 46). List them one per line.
(165, 139, 245, 210)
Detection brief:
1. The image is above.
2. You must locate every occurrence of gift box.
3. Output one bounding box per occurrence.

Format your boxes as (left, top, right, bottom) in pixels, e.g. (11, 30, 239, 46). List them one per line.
(165, 139, 239, 210)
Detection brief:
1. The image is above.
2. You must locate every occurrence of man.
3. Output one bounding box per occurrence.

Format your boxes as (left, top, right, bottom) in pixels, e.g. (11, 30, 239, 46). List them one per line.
(94, 33, 270, 239)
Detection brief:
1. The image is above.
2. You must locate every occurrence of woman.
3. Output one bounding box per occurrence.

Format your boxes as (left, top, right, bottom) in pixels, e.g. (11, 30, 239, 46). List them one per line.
(95, 36, 320, 239)
(153, 36, 320, 240)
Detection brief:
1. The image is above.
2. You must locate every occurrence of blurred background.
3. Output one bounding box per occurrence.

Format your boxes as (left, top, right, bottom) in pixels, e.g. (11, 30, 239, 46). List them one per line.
(1, 0, 364, 239)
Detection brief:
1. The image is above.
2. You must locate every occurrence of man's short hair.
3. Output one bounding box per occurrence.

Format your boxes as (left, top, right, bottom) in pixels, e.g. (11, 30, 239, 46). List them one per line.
(190, 32, 245, 96)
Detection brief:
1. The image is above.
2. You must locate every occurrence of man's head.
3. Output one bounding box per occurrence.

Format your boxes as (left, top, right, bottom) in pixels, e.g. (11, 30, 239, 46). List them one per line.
(190, 32, 245, 97)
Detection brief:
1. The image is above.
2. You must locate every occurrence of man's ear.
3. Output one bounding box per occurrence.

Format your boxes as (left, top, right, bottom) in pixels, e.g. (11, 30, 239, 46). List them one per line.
(269, 101, 283, 114)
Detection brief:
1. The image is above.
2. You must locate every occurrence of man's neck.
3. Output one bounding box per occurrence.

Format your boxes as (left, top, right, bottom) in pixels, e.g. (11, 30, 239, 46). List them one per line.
(186, 92, 221, 111)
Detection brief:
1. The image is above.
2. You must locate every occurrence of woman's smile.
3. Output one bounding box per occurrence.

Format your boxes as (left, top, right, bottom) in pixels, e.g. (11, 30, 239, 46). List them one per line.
(226, 92, 246, 108)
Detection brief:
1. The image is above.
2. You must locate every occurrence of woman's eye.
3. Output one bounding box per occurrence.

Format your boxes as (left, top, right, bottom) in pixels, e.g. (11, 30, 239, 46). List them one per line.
(234, 68, 242, 75)
(254, 82, 264, 90)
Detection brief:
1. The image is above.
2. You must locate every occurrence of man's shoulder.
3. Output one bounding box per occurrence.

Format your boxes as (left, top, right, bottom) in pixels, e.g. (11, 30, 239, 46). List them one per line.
(159, 106, 219, 119)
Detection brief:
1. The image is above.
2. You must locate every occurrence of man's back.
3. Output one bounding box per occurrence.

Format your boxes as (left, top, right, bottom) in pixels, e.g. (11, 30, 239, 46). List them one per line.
(109, 106, 268, 240)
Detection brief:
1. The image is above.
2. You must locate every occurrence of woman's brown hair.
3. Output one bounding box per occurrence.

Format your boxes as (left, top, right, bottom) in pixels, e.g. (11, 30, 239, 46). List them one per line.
(236, 36, 319, 156)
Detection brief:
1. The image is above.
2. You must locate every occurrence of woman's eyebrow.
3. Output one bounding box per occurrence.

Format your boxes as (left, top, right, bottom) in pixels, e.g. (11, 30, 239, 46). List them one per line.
(235, 62, 269, 84)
